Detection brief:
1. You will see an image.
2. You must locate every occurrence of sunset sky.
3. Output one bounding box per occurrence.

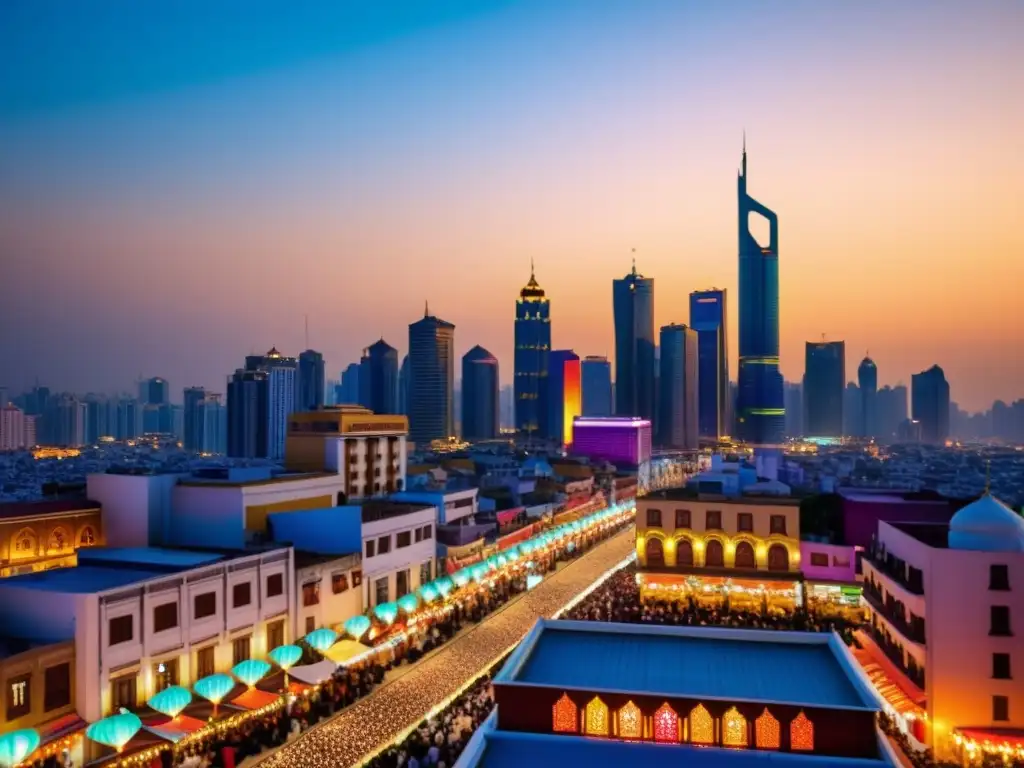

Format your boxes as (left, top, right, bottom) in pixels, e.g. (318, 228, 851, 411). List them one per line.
(1, 0, 1022, 412)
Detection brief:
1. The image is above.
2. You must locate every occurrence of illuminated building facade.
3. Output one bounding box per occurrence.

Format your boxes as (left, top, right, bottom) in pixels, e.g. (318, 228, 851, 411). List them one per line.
(571, 417, 651, 468)
(690, 288, 729, 439)
(657, 324, 699, 450)
(514, 265, 551, 438)
(736, 142, 785, 444)
(408, 307, 456, 446)
(804, 340, 845, 438)
(612, 261, 655, 421)
(547, 350, 582, 449)
(227, 347, 297, 460)
(461, 345, 500, 441)
(0, 499, 103, 578)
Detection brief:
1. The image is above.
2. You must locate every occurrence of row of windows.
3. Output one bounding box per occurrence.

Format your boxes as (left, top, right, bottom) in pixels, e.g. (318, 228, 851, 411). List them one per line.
(5, 663, 71, 722)
(646, 509, 788, 535)
(11, 525, 97, 554)
(365, 526, 432, 558)
(372, 561, 433, 606)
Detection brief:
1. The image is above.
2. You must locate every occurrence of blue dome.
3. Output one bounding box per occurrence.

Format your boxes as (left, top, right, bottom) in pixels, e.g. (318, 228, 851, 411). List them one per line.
(948, 494, 1024, 552)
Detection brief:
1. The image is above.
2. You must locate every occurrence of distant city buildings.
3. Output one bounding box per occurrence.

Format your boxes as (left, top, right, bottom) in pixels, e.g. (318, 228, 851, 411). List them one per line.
(338, 362, 361, 406)
(613, 260, 655, 421)
(877, 384, 909, 442)
(784, 382, 803, 438)
(184, 386, 226, 454)
(0, 403, 35, 450)
(580, 356, 612, 418)
(803, 340, 845, 438)
(912, 365, 951, 445)
(408, 305, 455, 446)
(859, 356, 878, 438)
(514, 265, 550, 438)
(461, 345, 500, 441)
(547, 350, 581, 449)
(657, 324, 698, 450)
(360, 339, 400, 415)
(689, 288, 729, 439)
(297, 349, 326, 412)
(226, 368, 269, 458)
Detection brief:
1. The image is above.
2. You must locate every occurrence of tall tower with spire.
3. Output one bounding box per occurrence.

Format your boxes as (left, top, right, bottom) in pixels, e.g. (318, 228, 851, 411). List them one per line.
(514, 261, 551, 439)
(736, 138, 785, 444)
(613, 251, 656, 421)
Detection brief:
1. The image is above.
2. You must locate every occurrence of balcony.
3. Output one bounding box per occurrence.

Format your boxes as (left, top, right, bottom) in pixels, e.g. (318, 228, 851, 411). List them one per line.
(868, 624, 926, 692)
(864, 545, 924, 596)
(863, 582, 926, 646)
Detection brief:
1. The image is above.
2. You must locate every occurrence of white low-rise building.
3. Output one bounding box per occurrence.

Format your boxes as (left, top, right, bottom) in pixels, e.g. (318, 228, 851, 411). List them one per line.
(294, 552, 363, 638)
(392, 487, 478, 525)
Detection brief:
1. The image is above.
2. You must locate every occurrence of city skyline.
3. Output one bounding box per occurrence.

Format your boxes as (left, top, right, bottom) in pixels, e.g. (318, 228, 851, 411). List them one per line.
(1, 2, 1022, 412)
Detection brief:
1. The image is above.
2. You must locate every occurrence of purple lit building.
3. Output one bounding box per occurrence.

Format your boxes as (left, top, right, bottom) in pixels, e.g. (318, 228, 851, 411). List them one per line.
(571, 417, 652, 469)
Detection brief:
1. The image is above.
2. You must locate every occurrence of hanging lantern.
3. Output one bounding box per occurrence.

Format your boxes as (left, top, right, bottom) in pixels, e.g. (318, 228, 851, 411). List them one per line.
(417, 582, 439, 603)
(193, 674, 236, 704)
(397, 593, 419, 614)
(232, 659, 271, 688)
(434, 576, 454, 597)
(374, 601, 399, 625)
(304, 628, 340, 653)
(86, 709, 142, 752)
(452, 570, 470, 588)
(268, 644, 303, 671)
(147, 686, 192, 719)
(343, 615, 371, 641)
(0, 729, 40, 768)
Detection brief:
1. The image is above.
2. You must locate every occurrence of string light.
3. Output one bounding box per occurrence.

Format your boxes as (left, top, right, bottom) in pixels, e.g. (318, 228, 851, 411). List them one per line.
(790, 711, 814, 751)
(755, 708, 780, 749)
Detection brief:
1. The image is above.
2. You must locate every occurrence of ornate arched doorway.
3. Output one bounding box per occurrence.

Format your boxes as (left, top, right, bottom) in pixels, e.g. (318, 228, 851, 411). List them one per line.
(767, 543, 789, 572)
(646, 537, 665, 567)
(676, 538, 694, 567)
(705, 539, 724, 568)
(734, 541, 756, 569)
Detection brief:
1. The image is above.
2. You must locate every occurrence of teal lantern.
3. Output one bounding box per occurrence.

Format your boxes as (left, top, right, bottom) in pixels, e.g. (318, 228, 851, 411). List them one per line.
(374, 601, 399, 625)
(452, 569, 470, 588)
(268, 644, 303, 671)
(343, 615, 371, 640)
(471, 563, 488, 582)
(496, 553, 508, 567)
(520, 540, 534, 555)
(232, 659, 271, 687)
(397, 593, 419, 614)
(86, 709, 142, 752)
(434, 576, 454, 597)
(0, 729, 40, 768)
(147, 685, 192, 718)
(417, 582, 439, 603)
(304, 627, 340, 653)
(193, 674, 236, 704)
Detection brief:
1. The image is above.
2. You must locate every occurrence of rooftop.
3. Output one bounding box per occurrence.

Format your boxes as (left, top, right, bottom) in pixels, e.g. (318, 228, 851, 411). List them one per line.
(78, 547, 225, 570)
(178, 469, 336, 487)
(644, 488, 801, 506)
(889, 522, 952, 548)
(0, 497, 100, 520)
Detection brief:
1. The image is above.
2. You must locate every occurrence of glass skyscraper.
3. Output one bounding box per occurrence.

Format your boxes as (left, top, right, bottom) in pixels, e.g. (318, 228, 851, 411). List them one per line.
(912, 365, 950, 445)
(360, 338, 399, 415)
(858, 356, 878, 438)
(613, 261, 655, 421)
(461, 345, 500, 441)
(736, 143, 785, 444)
(657, 323, 699, 450)
(514, 265, 550, 438)
(689, 288, 728, 439)
(803, 340, 845, 437)
(297, 349, 326, 412)
(408, 305, 455, 446)
(546, 349, 581, 448)
(581, 356, 613, 417)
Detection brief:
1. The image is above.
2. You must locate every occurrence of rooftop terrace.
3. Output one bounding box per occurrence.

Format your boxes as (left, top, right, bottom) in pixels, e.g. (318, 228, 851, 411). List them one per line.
(644, 487, 801, 506)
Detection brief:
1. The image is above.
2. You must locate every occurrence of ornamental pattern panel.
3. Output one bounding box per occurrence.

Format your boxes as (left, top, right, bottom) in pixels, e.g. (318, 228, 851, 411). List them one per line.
(654, 703, 680, 743)
(689, 703, 714, 744)
(585, 696, 609, 736)
(790, 711, 814, 751)
(723, 706, 748, 747)
(617, 701, 641, 739)
(552, 693, 577, 733)
(755, 708, 781, 749)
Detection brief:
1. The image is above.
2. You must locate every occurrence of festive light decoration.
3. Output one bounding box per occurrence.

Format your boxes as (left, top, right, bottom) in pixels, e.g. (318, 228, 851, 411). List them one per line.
(398, 593, 419, 614)
(755, 708, 780, 749)
(233, 659, 271, 687)
(148, 685, 192, 718)
(86, 709, 142, 751)
(470, 564, 488, 582)
(305, 627, 340, 653)
(552, 693, 578, 733)
(689, 704, 714, 745)
(193, 674, 236, 704)
(654, 703, 679, 743)
(434, 576, 454, 597)
(374, 601, 399, 625)
(0, 729, 40, 768)
(790, 711, 814, 751)
(585, 696, 609, 736)
(723, 706, 747, 747)
(344, 615, 372, 641)
(417, 583, 440, 603)
(617, 700, 642, 739)
(452, 569, 470, 588)
(268, 644, 303, 670)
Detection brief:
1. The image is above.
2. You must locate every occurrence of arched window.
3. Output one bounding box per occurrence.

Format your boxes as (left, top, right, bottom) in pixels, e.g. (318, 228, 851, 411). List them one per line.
(13, 529, 36, 555)
(552, 693, 577, 733)
(790, 712, 814, 751)
(734, 541, 756, 568)
(585, 696, 609, 736)
(617, 701, 642, 739)
(79, 527, 96, 546)
(705, 539, 725, 568)
(645, 537, 664, 568)
(48, 527, 68, 552)
(689, 704, 714, 744)
(768, 544, 789, 572)
(676, 538, 694, 566)
(654, 703, 679, 743)
(723, 707, 748, 747)
(755, 708, 781, 749)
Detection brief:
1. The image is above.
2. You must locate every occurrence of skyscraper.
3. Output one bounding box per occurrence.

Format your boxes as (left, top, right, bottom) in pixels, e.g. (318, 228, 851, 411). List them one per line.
(613, 259, 655, 420)
(183, 386, 206, 452)
(784, 382, 803, 438)
(912, 365, 951, 444)
(297, 350, 326, 412)
(461, 345, 500, 441)
(876, 385, 908, 442)
(689, 288, 729, 439)
(140, 377, 169, 406)
(736, 141, 784, 444)
(338, 363, 361, 405)
(398, 355, 410, 415)
(858, 356, 878, 438)
(408, 304, 455, 446)
(803, 340, 845, 437)
(514, 264, 551, 438)
(546, 350, 582, 449)
(227, 369, 269, 458)
(657, 324, 699, 450)
(200, 393, 226, 454)
(360, 339, 400, 414)
(580, 356, 613, 417)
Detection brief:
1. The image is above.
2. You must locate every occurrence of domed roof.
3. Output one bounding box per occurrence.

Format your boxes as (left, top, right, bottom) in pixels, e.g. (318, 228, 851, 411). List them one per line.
(948, 493, 1024, 552)
(859, 356, 876, 368)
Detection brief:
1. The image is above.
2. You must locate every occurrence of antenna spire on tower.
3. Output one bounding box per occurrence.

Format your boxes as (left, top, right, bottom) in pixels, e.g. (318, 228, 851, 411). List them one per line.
(530, 257, 535, 280)
(631, 248, 637, 275)
(424, 300, 429, 318)
(304, 315, 309, 350)
(741, 130, 747, 177)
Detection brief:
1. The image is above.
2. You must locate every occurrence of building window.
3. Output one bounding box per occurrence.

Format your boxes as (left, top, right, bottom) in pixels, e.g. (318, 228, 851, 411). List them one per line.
(421, 526, 432, 540)
(110, 676, 136, 713)
(705, 510, 722, 530)
(305, 616, 316, 634)
(233, 582, 252, 608)
(769, 515, 787, 535)
(397, 531, 412, 548)
(332, 573, 349, 594)
(396, 569, 409, 596)
(196, 646, 215, 679)
(377, 536, 391, 555)
(266, 572, 284, 597)
(153, 659, 178, 693)
(646, 509, 662, 528)
(232, 636, 251, 665)
(991, 564, 1010, 591)
(994, 695, 1010, 722)
(153, 602, 179, 633)
(415, 527, 423, 543)
(267, 619, 285, 650)
(420, 560, 432, 585)
(810, 552, 829, 567)
(375, 577, 389, 606)
(7, 673, 31, 721)
(44, 663, 71, 712)
(991, 606, 1012, 636)
(80, 526, 96, 546)
(108, 615, 134, 646)
(302, 583, 320, 607)
(365, 539, 376, 558)
(993, 653, 1012, 680)
(194, 592, 217, 619)
(737, 513, 753, 533)
(352, 569, 363, 588)
(675, 509, 690, 529)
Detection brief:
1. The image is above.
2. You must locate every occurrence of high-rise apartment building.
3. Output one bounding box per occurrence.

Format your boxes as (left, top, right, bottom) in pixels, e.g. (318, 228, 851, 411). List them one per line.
(514, 265, 550, 438)
(858, 356, 878, 438)
(803, 340, 845, 437)
(876, 385, 908, 442)
(398, 355, 410, 416)
(912, 365, 951, 444)
(613, 261, 655, 421)
(227, 369, 269, 458)
(297, 350, 326, 412)
(546, 350, 581, 449)
(338, 363, 361, 406)
(360, 339, 400, 415)
(183, 386, 207, 452)
(657, 324, 699, 450)
(0, 404, 27, 450)
(689, 288, 729, 439)
(461, 346, 500, 441)
(580, 356, 613, 418)
(139, 377, 169, 406)
(408, 306, 455, 446)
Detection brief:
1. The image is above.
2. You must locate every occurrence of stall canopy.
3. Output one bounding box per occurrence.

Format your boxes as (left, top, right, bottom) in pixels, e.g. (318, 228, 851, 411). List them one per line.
(287, 660, 338, 686)
(323, 639, 371, 665)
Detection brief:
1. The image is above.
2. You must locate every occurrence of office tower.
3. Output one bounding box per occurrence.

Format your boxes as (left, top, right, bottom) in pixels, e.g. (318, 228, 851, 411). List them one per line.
(514, 264, 551, 438)
(580, 356, 613, 417)
(139, 377, 169, 406)
(843, 382, 861, 438)
(82, 394, 107, 444)
(183, 386, 206, 452)
(324, 378, 339, 406)
(689, 288, 729, 439)
(803, 340, 845, 437)
(736, 141, 784, 444)
(0, 404, 26, 450)
(461, 346, 500, 441)
(227, 369, 269, 458)
(912, 365, 951, 444)
(858, 356, 878, 438)
(116, 397, 140, 441)
(200, 393, 226, 454)
(499, 384, 515, 429)
(338, 363, 361, 405)
(247, 347, 297, 460)
(547, 350, 582, 449)
(875, 385, 908, 442)
(783, 382, 803, 438)
(613, 260, 655, 420)
(54, 394, 86, 447)
(398, 355, 410, 415)
(657, 324, 699, 450)
(297, 350, 326, 412)
(408, 304, 455, 446)
(360, 339, 400, 414)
